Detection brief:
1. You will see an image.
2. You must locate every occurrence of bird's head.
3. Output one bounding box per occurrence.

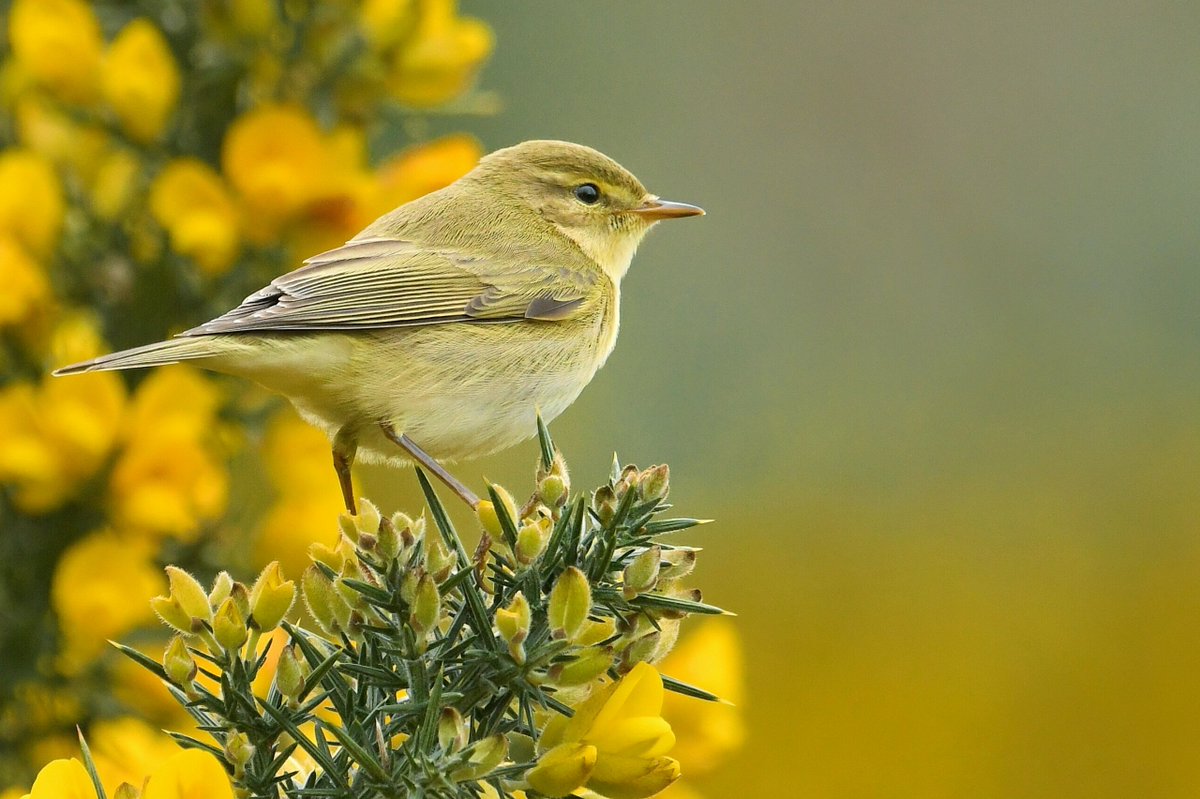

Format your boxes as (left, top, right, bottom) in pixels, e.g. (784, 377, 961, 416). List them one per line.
(469, 140, 704, 279)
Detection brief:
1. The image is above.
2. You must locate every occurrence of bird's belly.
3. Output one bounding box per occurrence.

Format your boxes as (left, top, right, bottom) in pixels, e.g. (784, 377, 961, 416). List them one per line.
(349, 320, 609, 464)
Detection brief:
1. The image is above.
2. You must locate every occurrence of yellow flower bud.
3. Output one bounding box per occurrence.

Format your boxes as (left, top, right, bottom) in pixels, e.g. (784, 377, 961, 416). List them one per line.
(495, 591, 530, 647)
(637, 465, 670, 503)
(390, 511, 425, 549)
(527, 742, 597, 798)
(619, 631, 661, 673)
(355, 498, 382, 537)
(450, 734, 507, 781)
(248, 561, 296, 631)
(208, 571, 234, 608)
(437, 707, 468, 754)
(548, 646, 614, 688)
(548, 567, 591, 642)
(150, 595, 194, 635)
(515, 517, 550, 566)
(593, 485, 618, 525)
(164, 566, 213, 627)
(476, 485, 517, 539)
(408, 573, 441, 638)
(537, 451, 570, 508)
(102, 19, 180, 143)
(213, 597, 249, 652)
(163, 635, 197, 685)
(622, 546, 660, 599)
(302, 564, 351, 636)
(659, 549, 697, 580)
(576, 617, 617, 647)
(224, 731, 255, 779)
(424, 532, 455, 583)
(376, 514, 402, 561)
(276, 643, 308, 704)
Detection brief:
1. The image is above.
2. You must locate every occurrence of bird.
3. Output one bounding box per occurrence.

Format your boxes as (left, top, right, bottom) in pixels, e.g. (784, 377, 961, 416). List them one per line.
(55, 140, 704, 514)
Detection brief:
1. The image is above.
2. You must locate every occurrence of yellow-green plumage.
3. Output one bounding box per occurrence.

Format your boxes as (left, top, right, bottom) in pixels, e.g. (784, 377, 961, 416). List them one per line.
(55, 140, 702, 510)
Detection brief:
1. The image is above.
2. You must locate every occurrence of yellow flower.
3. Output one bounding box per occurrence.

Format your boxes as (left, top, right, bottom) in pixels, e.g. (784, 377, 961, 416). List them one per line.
(388, 0, 492, 107)
(222, 104, 331, 239)
(0, 148, 64, 259)
(102, 19, 181, 143)
(374, 134, 481, 212)
(88, 717, 182, 791)
(19, 747, 234, 799)
(286, 125, 378, 257)
(7, 0, 103, 103)
(254, 408, 346, 576)
(360, 0, 414, 49)
(91, 148, 142, 221)
(0, 371, 126, 513)
(18, 758, 95, 799)
(122, 365, 223, 443)
(51, 530, 165, 668)
(109, 435, 228, 540)
(15, 96, 110, 185)
(658, 619, 746, 776)
(539, 663, 681, 799)
(0, 233, 50, 327)
(149, 159, 241, 276)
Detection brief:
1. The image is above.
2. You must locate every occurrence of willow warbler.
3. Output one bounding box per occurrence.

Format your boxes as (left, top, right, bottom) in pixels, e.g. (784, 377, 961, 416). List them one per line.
(56, 140, 703, 513)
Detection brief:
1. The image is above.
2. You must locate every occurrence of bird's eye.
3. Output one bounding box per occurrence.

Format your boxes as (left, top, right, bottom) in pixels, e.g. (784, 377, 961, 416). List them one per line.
(573, 183, 601, 205)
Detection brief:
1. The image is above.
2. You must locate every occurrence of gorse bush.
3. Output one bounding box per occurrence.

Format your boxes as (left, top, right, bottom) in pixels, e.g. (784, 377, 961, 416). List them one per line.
(111, 423, 725, 798)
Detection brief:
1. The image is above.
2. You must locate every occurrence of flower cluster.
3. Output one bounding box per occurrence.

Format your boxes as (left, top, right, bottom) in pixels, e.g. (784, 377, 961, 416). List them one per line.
(0, 0, 492, 789)
(105, 425, 733, 799)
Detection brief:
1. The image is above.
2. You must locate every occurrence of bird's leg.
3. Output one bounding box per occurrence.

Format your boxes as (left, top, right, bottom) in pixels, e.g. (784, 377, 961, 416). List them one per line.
(332, 427, 358, 515)
(378, 422, 481, 509)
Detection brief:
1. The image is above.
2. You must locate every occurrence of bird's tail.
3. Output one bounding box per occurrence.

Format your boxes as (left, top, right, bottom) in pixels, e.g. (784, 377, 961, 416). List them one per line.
(53, 337, 222, 376)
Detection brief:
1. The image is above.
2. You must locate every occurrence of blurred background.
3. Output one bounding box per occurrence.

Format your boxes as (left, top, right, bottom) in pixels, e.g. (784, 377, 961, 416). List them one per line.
(441, 3, 1200, 797)
(2, 2, 1198, 797)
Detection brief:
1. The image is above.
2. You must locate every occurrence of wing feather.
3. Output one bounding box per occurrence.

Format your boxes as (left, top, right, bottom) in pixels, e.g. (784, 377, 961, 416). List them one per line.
(182, 238, 598, 336)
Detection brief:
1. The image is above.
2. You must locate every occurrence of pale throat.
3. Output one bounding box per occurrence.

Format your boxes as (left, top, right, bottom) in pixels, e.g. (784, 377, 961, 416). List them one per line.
(560, 224, 647, 281)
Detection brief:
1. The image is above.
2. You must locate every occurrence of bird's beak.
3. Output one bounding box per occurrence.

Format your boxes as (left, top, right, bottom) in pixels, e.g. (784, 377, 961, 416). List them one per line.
(630, 198, 705, 221)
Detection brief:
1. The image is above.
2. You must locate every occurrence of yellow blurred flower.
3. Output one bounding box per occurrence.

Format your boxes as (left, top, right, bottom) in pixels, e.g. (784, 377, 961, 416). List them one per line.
(122, 365, 223, 444)
(91, 148, 142, 221)
(288, 125, 378, 257)
(7, 0, 103, 103)
(254, 408, 345, 577)
(374, 133, 481, 211)
(360, 0, 414, 49)
(387, 0, 492, 107)
(149, 158, 241, 276)
(539, 662, 681, 799)
(659, 619, 746, 778)
(106, 366, 227, 539)
(102, 19, 181, 143)
(0, 371, 126, 513)
(0, 148, 64, 259)
(222, 104, 331, 240)
(0, 233, 50, 327)
(15, 96, 110, 185)
(50, 530, 165, 668)
(141, 748, 234, 799)
(17, 757, 95, 799)
(109, 435, 228, 541)
(88, 717, 181, 790)
(18, 747, 233, 799)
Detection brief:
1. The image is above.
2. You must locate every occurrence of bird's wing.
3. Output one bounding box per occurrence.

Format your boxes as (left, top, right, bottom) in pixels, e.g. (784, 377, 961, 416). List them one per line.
(182, 238, 598, 336)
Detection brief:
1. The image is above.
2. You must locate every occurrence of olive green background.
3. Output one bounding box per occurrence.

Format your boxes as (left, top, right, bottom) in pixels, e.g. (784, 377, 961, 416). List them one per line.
(369, 3, 1200, 796)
